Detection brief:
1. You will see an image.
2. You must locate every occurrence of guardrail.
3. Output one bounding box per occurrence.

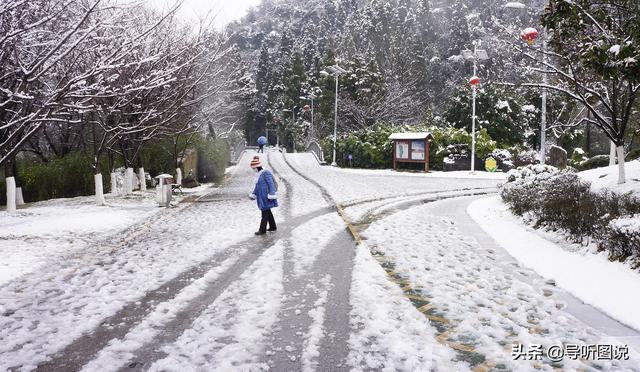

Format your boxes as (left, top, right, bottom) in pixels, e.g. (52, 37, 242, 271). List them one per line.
(306, 140, 326, 165)
(230, 142, 250, 164)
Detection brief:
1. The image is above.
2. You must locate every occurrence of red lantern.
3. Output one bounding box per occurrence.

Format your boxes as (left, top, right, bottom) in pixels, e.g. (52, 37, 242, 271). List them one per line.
(303, 104, 310, 112)
(521, 27, 539, 46)
(469, 76, 481, 86)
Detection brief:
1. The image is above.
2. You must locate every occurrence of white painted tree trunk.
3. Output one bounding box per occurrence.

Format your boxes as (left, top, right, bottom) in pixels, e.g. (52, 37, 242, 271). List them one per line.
(609, 141, 617, 166)
(110, 172, 118, 195)
(16, 187, 25, 205)
(138, 167, 147, 191)
(617, 146, 626, 184)
(131, 168, 139, 190)
(95, 173, 106, 205)
(6, 177, 16, 213)
(175, 168, 182, 185)
(124, 167, 133, 195)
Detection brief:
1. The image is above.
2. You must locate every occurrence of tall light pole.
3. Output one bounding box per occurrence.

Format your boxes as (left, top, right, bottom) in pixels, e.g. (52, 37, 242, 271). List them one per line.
(505, 1, 548, 164)
(540, 37, 547, 164)
(321, 65, 347, 167)
(462, 43, 489, 173)
(300, 93, 317, 143)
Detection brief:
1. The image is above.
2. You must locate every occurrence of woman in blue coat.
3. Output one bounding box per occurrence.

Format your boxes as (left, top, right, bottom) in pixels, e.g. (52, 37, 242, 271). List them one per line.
(249, 155, 278, 235)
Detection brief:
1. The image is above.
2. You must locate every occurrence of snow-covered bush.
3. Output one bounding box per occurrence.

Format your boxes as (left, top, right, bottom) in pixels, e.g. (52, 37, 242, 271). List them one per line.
(574, 154, 610, 171)
(489, 149, 514, 171)
(602, 216, 640, 268)
(571, 148, 588, 163)
(513, 150, 540, 167)
(501, 164, 640, 262)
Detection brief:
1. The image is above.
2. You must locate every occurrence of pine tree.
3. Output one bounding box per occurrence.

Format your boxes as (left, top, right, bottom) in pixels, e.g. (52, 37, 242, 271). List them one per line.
(444, 0, 471, 57)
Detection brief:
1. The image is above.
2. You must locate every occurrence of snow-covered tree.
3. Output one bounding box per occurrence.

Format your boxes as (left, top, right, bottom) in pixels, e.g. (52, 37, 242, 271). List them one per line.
(517, 0, 640, 184)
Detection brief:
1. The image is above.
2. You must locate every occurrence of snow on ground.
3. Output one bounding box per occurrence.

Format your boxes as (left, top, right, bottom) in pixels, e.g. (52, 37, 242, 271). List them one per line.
(332, 166, 507, 180)
(0, 192, 161, 286)
(0, 155, 261, 370)
(148, 240, 285, 371)
(289, 213, 345, 277)
(348, 246, 466, 371)
(579, 160, 640, 195)
(362, 198, 640, 370)
(283, 153, 500, 205)
(301, 275, 331, 372)
(267, 151, 329, 217)
(468, 195, 640, 333)
(80, 253, 242, 371)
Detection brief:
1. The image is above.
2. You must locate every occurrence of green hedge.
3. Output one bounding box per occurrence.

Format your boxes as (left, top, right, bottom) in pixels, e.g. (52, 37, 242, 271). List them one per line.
(323, 122, 496, 170)
(196, 137, 230, 184)
(501, 164, 640, 266)
(573, 155, 610, 171)
(1, 136, 231, 206)
(0, 152, 112, 204)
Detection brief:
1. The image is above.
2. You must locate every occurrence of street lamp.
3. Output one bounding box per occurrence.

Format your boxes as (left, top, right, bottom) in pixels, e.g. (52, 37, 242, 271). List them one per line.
(320, 64, 347, 167)
(504, 1, 548, 164)
(462, 42, 489, 174)
(300, 93, 317, 143)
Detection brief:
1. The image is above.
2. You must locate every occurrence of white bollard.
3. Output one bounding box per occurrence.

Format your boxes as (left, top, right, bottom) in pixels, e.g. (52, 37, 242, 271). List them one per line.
(175, 168, 183, 186)
(16, 187, 25, 205)
(124, 168, 134, 195)
(129, 168, 137, 191)
(110, 172, 118, 195)
(95, 173, 106, 205)
(138, 167, 147, 192)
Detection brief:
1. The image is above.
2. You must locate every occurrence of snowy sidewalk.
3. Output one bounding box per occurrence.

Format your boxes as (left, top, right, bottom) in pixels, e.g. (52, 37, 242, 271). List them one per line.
(354, 194, 640, 370)
(468, 196, 640, 350)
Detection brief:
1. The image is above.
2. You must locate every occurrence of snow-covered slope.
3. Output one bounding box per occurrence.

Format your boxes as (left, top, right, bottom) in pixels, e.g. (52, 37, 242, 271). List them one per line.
(579, 160, 640, 195)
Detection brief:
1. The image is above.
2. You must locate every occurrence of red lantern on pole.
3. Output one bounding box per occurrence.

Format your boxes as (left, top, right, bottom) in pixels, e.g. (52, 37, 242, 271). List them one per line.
(469, 76, 481, 86)
(521, 27, 539, 45)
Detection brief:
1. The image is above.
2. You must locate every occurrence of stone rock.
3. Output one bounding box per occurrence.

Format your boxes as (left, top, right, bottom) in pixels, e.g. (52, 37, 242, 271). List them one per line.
(548, 145, 568, 168)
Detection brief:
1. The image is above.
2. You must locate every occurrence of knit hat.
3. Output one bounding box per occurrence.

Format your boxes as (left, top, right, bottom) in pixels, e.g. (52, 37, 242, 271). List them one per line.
(250, 156, 262, 168)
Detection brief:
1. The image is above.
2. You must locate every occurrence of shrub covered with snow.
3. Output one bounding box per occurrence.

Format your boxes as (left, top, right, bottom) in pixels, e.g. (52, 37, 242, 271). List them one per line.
(512, 149, 540, 167)
(489, 149, 514, 171)
(501, 164, 640, 264)
(574, 154, 610, 171)
(603, 216, 640, 268)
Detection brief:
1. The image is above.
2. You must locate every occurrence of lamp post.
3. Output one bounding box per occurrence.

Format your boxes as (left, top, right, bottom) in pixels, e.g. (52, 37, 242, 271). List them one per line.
(321, 65, 347, 167)
(505, 1, 548, 164)
(462, 42, 489, 174)
(300, 93, 317, 143)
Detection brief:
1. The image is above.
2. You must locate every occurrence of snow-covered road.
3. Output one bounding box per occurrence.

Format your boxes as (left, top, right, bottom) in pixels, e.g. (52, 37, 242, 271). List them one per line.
(1, 149, 639, 371)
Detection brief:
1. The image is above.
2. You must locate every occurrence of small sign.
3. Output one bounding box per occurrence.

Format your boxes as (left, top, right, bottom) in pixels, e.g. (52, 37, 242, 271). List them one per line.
(395, 141, 409, 160)
(485, 157, 498, 172)
(411, 140, 425, 160)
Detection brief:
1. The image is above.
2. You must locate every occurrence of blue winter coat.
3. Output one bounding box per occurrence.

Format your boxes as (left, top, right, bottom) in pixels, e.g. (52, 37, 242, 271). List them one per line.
(251, 170, 278, 210)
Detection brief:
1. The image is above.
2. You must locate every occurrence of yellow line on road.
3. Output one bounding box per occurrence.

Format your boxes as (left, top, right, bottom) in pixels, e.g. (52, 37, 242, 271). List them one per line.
(335, 198, 500, 368)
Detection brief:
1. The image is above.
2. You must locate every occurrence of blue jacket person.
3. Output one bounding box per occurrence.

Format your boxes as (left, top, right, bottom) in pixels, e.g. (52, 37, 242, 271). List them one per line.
(249, 156, 278, 235)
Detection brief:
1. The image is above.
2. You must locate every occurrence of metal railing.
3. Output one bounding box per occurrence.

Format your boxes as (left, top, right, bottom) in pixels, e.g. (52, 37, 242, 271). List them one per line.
(229, 141, 249, 164)
(306, 140, 325, 164)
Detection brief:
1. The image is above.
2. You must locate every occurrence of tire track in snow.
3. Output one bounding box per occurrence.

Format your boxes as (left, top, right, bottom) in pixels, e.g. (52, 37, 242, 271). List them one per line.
(30, 152, 332, 372)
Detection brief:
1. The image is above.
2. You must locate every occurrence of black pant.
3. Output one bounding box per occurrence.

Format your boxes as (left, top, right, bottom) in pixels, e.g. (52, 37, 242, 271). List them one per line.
(258, 145, 264, 153)
(259, 209, 276, 232)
